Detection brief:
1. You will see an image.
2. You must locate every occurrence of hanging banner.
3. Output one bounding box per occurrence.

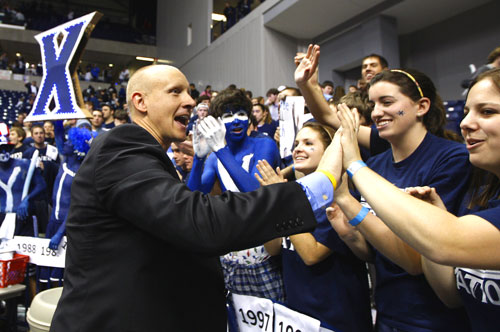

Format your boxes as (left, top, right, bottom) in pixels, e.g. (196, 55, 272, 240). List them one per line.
(0, 236, 67, 268)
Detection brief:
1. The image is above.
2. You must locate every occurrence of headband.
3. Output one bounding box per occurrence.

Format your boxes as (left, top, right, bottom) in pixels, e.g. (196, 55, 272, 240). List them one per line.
(390, 69, 424, 98)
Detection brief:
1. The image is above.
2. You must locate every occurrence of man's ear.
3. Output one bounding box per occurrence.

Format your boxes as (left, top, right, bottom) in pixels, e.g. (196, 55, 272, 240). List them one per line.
(132, 92, 147, 114)
(416, 97, 431, 118)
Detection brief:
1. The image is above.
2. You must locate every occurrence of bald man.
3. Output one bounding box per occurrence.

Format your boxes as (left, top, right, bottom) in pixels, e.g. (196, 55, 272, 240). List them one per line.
(51, 65, 341, 331)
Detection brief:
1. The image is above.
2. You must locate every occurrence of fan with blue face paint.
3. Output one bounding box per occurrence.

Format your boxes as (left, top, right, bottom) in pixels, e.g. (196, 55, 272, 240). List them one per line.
(187, 88, 284, 303)
(221, 108, 249, 142)
(188, 90, 280, 194)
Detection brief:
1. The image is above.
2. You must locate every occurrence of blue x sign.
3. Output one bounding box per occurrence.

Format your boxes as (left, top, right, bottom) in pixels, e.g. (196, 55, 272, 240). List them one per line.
(26, 12, 101, 122)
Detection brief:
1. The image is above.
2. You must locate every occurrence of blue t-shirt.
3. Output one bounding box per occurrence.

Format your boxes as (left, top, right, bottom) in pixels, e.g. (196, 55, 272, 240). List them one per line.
(256, 121, 277, 138)
(365, 133, 471, 331)
(369, 124, 391, 157)
(455, 198, 500, 332)
(10, 144, 30, 160)
(281, 210, 372, 331)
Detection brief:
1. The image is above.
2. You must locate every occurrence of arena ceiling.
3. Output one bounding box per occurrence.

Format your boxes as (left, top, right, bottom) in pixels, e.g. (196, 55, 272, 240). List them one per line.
(0, 0, 493, 73)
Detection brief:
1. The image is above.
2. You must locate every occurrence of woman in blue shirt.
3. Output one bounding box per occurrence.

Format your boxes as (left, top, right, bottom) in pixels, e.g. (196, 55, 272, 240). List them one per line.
(259, 121, 372, 332)
(296, 45, 471, 331)
(334, 68, 500, 332)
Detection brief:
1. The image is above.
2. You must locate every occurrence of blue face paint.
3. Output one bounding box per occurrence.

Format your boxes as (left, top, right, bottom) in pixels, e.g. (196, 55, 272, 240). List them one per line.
(398, 110, 405, 116)
(222, 108, 249, 143)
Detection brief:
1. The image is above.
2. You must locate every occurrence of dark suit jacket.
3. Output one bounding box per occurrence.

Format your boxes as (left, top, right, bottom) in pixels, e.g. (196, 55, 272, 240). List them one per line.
(50, 124, 317, 332)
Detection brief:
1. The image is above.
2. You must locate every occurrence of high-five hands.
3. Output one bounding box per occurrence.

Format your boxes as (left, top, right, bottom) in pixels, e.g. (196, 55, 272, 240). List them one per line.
(198, 116, 226, 152)
(336, 103, 363, 170)
(317, 126, 343, 189)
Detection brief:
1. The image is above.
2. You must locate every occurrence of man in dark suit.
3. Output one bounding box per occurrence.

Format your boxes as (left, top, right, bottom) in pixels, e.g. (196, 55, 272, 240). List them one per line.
(50, 64, 341, 331)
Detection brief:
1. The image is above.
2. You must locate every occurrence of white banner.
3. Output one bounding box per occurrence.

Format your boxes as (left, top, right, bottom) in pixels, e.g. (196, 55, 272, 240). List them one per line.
(2, 236, 67, 268)
(232, 293, 274, 332)
(273, 303, 321, 332)
(279, 96, 309, 159)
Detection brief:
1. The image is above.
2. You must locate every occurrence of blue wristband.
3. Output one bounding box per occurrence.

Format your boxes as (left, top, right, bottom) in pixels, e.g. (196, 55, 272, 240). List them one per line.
(347, 160, 367, 178)
(349, 206, 370, 226)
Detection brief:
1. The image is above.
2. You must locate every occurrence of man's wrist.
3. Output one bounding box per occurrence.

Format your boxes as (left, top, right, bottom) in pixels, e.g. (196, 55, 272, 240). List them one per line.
(316, 169, 337, 190)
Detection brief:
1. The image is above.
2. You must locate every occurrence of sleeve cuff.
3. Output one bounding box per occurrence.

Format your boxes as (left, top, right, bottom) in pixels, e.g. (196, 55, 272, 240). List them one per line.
(296, 172, 334, 212)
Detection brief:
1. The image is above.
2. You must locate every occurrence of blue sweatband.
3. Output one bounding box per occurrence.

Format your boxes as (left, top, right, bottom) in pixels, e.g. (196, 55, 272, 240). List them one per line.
(349, 206, 369, 226)
(347, 160, 367, 178)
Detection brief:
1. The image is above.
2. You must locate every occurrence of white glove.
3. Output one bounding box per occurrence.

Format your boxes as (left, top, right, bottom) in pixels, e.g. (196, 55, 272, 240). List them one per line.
(192, 122, 212, 158)
(198, 116, 226, 152)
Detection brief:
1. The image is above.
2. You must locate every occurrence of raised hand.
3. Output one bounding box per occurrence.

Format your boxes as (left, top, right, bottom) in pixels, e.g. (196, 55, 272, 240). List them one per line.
(198, 116, 226, 152)
(254, 160, 287, 186)
(294, 44, 320, 86)
(336, 103, 362, 170)
(192, 122, 212, 158)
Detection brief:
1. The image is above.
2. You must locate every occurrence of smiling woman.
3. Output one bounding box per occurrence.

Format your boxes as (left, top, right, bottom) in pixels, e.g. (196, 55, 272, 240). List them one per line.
(259, 121, 373, 331)
(292, 122, 331, 175)
(333, 68, 500, 331)
(326, 69, 473, 332)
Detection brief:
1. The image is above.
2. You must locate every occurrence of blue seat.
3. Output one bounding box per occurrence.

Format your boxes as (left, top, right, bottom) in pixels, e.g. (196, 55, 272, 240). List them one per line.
(444, 100, 465, 135)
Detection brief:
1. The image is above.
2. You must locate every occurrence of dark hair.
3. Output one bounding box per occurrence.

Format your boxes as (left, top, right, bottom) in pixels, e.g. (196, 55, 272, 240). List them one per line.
(101, 103, 113, 110)
(279, 87, 301, 97)
(339, 91, 373, 125)
(466, 68, 500, 208)
(362, 54, 388, 69)
(266, 88, 279, 96)
(197, 95, 211, 104)
(300, 121, 334, 150)
(210, 88, 252, 118)
(31, 124, 44, 134)
(369, 69, 447, 138)
(321, 80, 334, 88)
(114, 108, 129, 122)
(487, 47, 500, 64)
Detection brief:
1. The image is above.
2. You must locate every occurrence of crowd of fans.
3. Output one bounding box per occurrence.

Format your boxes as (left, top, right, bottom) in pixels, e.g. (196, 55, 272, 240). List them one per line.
(1, 30, 500, 330)
(156, 45, 500, 332)
(0, 0, 155, 45)
(0, 47, 131, 86)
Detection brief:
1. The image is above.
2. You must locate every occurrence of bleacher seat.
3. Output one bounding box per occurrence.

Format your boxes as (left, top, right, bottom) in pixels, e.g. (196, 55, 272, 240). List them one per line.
(0, 89, 29, 125)
(444, 100, 465, 135)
